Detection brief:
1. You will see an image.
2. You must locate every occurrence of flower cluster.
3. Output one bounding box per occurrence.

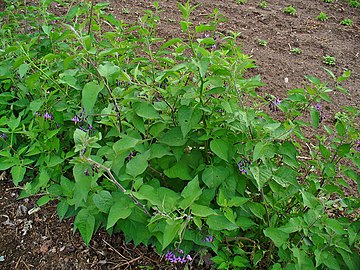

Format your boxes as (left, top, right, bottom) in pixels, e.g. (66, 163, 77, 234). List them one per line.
(238, 159, 251, 174)
(269, 98, 281, 112)
(72, 110, 92, 132)
(165, 250, 192, 264)
(203, 235, 214, 242)
(355, 141, 360, 152)
(315, 103, 325, 122)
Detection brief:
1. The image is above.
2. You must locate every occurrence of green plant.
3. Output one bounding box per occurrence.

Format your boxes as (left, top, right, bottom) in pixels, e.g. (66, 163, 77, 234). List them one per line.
(324, 0, 334, 3)
(237, 0, 247, 4)
(317, 12, 329, 21)
(258, 39, 268, 46)
(283, 6, 297, 15)
(348, 0, 360, 8)
(290, 47, 302, 54)
(0, 1, 359, 269)
(259, 1, 267, 9)
(340, 18, 353, 26)
(323, 55, 336, 66)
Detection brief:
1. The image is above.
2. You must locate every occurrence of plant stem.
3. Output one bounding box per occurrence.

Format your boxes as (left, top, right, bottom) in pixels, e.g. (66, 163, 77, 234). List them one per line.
(83, 156, 151, 217)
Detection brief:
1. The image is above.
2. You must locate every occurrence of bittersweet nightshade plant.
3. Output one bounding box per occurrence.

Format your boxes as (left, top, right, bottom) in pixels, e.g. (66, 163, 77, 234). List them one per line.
(0, 1, 359, 269)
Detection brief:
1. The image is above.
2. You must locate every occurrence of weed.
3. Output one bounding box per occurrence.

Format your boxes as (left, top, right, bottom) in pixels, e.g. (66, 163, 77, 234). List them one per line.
(340, 18, 353, 26)
(237, 0, 247, 4)
(283, 6, 297, 15)
(259, 1, 267, 9)
(317, 12, 329, 22)
(323, 0, 334, 3)
(290, 47, 302, 54)
(348, 0, 360, 8)
(323, 55, 336, 66)
(258, 39, 268, 46)
(121, 8, 130, 14)
(0, 1, 359, 270)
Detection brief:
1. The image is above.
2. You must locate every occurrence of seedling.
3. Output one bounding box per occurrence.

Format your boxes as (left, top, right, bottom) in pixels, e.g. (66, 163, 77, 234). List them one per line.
(323, 55, 336, 66)
(349, 0, 360, 8)
(290, 47, 302, 54)
(340, 19, 353, 26)
(258, 39, 268, 46)
(259, 1, 267, 9)
(317, 12, 329, 22)
(283, 6, 296, 15)
(237, 0, 247, 4)
(323, 0, 334, 3)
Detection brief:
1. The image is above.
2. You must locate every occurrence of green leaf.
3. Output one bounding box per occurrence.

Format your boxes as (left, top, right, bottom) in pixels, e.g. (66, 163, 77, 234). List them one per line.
(18, 63, 30, 78)
(179, 176, 202, 209)
(149, 143, 172, 159)
(107, 200, 132, 230)
(37, 195, 51, 206)
(93, 190, 113, 213)
(264, 228, 289, 247)
(253, 142, 266, 161)
(73, 164, 92, 208)
(134, 102, 160, 119)
(11, 165, 26, 186)
(301, 190, 320, 209)
(158, 127, 187, 146)
(310, 108, 320, 129)
(82, 81, 103, 114)
(315, 250, 340, 270)
(248, 202, 266, 220)
(57, 200, 69, 221)
(337, 144, 351, 157)
(202, 165, 228, 189)
(210, 139, 229, 161)
(113, 136, 139, 154)
(206, 215, 238, 231)
(335, 121, 346, 136)
(74, 209, 95, 246)
(126, 151, 150, 177)
(249, 165, 272, 190)
(337, 248, 360, 270)
(178, 106, 202, 137)
(164, 161, 192, 180)
(325, 218, 346, 235)
(97, 62, 120, 80)
(160, 38, 182, 49)
(191, 204, 217, 217)
(162, 219, 182, 250)
(319, 142, 331, 160)
(236, 216, 257, 230)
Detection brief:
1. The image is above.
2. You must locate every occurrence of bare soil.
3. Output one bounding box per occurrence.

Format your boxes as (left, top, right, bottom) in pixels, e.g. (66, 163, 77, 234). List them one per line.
(1, 0, 359, 269)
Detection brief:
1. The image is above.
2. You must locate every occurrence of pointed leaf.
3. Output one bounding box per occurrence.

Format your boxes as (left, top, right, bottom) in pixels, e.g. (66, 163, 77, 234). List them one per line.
(210, 139, 229, 161)
(74, 209, 95, 246)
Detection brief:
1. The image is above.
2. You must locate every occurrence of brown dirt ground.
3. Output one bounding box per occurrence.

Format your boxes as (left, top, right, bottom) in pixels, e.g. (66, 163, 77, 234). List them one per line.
(1, 0, 359, 269)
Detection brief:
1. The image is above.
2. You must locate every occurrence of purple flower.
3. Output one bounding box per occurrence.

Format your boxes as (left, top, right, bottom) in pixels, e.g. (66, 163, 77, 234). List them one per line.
(355, 141, 360, 152)
(165, 250, 192, 264)
(43, 112, 53, 120)
(72, 115, 81, 124)
(237, 159, 250, 175)
(0, 133, 6, 140)
(204, 33, 210, 38)
(35, 112, 42, 117)
(269, 98, 281, 112)
(315, 103, 321, 111)
(212, 44, 216, 49)
(204, 235, 214, 242)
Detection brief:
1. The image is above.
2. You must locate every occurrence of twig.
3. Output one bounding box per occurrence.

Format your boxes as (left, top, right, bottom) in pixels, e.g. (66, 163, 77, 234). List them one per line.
(102, 239, 129, 261)
(83, 156, 151, 216)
